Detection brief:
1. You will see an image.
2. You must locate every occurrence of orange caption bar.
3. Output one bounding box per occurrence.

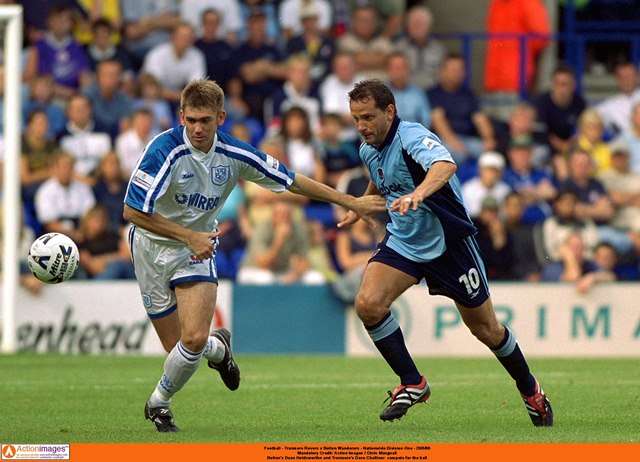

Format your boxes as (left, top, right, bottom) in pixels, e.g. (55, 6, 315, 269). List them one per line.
(65, 443, 640, 462)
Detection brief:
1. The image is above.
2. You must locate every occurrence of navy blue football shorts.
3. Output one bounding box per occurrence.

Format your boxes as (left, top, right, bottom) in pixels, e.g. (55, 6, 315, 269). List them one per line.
(369, 234, 490, 308)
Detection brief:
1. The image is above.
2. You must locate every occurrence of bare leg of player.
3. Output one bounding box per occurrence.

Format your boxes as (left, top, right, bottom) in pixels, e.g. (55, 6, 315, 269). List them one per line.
(355, 263, 430, 421)
(144, 282, 223, 432)
(456, 297, 554, 426)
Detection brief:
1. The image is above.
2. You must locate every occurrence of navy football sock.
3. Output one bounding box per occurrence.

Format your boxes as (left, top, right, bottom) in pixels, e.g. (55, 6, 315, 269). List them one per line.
(491, 325, 537, 396)
(365, 312, 422, 385)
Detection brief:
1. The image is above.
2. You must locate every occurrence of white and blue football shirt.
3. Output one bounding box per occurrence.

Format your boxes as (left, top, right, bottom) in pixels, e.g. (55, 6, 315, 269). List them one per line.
(359, 117, 476, 262)
(125, 126, 295, 243)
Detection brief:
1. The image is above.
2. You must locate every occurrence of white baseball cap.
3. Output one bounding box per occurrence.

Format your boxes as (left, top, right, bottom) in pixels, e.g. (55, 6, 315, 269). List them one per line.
(478, 151, 505, 170)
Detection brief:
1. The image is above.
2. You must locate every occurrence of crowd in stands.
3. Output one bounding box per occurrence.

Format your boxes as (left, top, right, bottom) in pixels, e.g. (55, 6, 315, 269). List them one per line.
(5, 0, 640, 296)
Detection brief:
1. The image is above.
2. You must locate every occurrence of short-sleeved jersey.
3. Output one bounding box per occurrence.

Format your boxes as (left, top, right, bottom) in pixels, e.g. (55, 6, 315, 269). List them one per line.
(124, 126, 295, 243)
(359, 117, 476, 263)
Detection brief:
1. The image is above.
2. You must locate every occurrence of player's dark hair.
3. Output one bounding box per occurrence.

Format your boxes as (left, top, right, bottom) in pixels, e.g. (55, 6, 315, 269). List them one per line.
(181, 79, 225, 112)
(348, 79, 396, 112)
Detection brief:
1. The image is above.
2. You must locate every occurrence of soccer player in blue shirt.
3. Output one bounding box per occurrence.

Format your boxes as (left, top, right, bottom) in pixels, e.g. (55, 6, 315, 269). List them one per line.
(338, 80, 553, 425)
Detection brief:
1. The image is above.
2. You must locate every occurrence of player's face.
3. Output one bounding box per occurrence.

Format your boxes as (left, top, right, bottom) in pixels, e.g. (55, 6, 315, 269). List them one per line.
(350, 98, 395, 147)
(181, 106, 226, 152)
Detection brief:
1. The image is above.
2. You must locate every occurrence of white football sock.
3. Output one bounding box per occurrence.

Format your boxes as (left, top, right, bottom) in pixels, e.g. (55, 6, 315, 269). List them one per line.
(148, 340, 204, 408)
(202, 335, 225, 364)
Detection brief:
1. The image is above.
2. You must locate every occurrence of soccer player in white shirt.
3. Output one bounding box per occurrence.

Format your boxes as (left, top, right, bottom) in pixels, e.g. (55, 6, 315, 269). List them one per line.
(123, 79, 385, 432)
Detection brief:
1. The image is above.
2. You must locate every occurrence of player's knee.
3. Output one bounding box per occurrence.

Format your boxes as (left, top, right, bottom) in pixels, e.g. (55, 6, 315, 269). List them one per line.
(180, 331, 208, 353)
(468, 322, 502, 347)
(355, 291, 388, 324)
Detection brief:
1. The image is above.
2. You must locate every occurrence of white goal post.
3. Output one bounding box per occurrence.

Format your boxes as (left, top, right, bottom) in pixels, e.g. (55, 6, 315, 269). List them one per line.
(1, 5, 23, 353)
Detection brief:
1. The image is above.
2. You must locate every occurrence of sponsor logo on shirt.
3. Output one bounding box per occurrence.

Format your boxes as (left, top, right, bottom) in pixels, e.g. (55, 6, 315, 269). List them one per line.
(174, 192, 220, 211)
(132, 170, 154, 190)
(181, 172, 195, 179)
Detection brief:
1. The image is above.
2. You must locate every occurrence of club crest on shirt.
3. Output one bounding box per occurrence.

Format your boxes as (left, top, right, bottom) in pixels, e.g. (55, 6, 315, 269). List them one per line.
(211, 165, 230, 185)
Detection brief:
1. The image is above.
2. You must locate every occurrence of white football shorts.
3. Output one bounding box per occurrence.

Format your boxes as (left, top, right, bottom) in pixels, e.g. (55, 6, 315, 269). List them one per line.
(128, 225, 218, 319)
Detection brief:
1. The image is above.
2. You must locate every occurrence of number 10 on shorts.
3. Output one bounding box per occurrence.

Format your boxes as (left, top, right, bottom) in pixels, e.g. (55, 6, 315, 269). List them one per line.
(459, 268, 480, 295)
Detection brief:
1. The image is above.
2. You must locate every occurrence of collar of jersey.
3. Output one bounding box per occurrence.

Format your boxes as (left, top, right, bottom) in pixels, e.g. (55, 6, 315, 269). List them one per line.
(373, 116, 400, 153)
(182, 126, 218, 158)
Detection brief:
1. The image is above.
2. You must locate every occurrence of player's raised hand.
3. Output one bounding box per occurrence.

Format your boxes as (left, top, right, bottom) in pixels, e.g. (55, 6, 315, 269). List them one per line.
(391, 192, 424, 215)
(186, 230, 221, 260)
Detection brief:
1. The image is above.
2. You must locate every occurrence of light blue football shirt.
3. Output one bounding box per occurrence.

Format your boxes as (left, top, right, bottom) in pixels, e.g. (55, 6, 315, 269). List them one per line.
(359, 117, 476, 263)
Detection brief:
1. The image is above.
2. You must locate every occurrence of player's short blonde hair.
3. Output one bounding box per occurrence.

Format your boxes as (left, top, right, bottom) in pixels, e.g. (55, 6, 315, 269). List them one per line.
(180, 79, 225, 113)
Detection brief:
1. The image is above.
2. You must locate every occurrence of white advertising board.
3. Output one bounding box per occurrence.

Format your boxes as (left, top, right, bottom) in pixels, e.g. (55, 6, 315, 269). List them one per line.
(347, 283, 640, 357)
(6, 281, 233, 355)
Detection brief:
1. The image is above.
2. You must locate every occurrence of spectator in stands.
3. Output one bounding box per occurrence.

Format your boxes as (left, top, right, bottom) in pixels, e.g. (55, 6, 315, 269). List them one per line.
(332, 215, 379, 303)
(503, 192, 541, 280)
(115, 108, 154, 177)
(575, 243, 620, 293)
(237, 201, 325, 284)
(238, 0, 280, 44)
(495, 102, 549, 168)
(428, 53, 496, 163)
(72, 0, 123, 46)
(244, 137, 308, 226)
(121, 0, 181, 68)
(269, 55, 321, 132)
(462, 151, 510, 218)
(215, 184, 251, 279)
(24, 5, 91, 99)
(23, 75, 67, 139)
(194, 9, 235, 90)
(598, 143, 640, 233)
(596, 62, 640, 137)
(35, 152, 96, 242)
(280, 0, 332, 40)
(236, 7, 287, 121)
(21, 110, 57, 214)
(285, 4, 336, 84)
(394, 5, 445, 90)
(221, 78, 266, 147)
(503, 136, 556, 224)
(142, 22, 206, 104)
(318, 113, 360, 187)
(619, 101, 640, 174)
(85, 18, 134, 81)
(542, 190, 599, 261)
(92, 152, 128, 229)
(77, 205, 134, 280)
(133, 73, 173, 135)
(535, 64, 586, 154)
(387, 52, 431, 128)
(59, 94, 112, 182)
(541, 232, 597, 282)
(561, 149, 614, 225)
(473, 197, 514, 280)
(180, 0, 242, 43)
(561, 149, 635, 255)
(347, 0, 405, 39)
(319, 52, 362, 124)
(84, 60, 133, 140)
(573, 108, 611, 175)
(337, 5, 394, 80)
(280, 106, 325, 183)
(484, 0, 550, 94)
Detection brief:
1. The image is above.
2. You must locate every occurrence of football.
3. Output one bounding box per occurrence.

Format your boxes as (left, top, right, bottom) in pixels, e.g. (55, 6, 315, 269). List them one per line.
(27, 233, 80, 284)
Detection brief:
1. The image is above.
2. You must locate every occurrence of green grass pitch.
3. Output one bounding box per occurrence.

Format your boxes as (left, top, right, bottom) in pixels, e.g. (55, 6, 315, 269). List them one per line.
(1, 354, 639, 443)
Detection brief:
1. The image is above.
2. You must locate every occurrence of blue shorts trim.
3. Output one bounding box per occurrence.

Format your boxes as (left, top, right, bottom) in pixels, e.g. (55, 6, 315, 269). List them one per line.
(148, 303, 177, 320)
(369, 234, 490, 308)
(169, 275, 219, 289)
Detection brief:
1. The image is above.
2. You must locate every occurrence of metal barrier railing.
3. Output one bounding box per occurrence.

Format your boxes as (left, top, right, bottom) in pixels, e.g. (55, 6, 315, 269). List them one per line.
(432, 31, 640, 99)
